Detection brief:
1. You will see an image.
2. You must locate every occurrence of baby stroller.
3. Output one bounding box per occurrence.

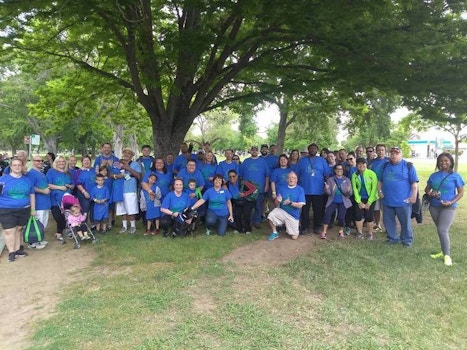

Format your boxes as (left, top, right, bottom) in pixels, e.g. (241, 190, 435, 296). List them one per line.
(172, 207, 198, 238)
(61, 193, 97, 249)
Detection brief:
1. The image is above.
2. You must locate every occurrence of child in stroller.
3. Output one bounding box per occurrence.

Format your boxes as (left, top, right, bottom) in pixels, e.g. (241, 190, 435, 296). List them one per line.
(67, 205, 91, 240)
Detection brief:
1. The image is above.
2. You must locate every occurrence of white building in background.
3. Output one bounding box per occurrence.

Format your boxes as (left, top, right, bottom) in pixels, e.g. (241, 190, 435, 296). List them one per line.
(409, 128, 466, 159)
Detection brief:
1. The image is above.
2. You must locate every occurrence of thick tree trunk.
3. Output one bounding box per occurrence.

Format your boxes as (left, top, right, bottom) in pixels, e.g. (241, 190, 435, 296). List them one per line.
(44, 136, 58, 154)
(276, 100, 289, 154)
(152, 120, 192, 157)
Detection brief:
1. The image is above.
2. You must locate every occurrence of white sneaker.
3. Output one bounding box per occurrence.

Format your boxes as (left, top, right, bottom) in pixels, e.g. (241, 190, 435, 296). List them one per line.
(129, 227, 137, 234)
(28, 242, 46, 250)
(118, 228, 128, 234)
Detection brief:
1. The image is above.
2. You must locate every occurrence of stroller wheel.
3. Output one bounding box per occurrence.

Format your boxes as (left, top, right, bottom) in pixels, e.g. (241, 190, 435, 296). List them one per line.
(92, 238, 98, 244)
(73, 242, 81, 249)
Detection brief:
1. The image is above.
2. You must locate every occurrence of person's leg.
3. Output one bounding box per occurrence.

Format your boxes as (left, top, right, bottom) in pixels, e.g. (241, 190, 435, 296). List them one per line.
(217, 215, 228, 236)
(300, 195, 312, 233)
(4, 227, 18, 254)
(322, 202, 337, 238)
(205, 209, 217, 235)
(430, 206, 456, 256)
(253, 192, 264, 227)
(310, 195, 325, 232)
(266, 208, 284, 241)
(383, 205, 399, 243)
(243, 201, 255, 233)
(396, 205, 413, 246)
(160, 215, 172, 236)
(51, 206, 66, 239)
(365, 202, 376, 239)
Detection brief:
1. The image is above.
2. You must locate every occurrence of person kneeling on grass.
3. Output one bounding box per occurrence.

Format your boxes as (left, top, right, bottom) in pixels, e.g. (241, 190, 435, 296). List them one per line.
(267, 172, 306, 241)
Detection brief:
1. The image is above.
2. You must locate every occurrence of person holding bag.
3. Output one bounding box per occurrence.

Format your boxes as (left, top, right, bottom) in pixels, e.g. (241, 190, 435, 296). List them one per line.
(425, 153, 464, 266)
(0, 157, 35, 262)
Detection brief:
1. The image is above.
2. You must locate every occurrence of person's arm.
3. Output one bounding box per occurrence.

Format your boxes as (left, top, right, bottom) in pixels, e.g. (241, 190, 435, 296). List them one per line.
(29, 193, 36, 216)
(271, 181, 277, 199)
(35, 186, 50, 195)
(408, 182, 418, 204)
(227, 200, 233, 221)
(191, 198, 206, 210)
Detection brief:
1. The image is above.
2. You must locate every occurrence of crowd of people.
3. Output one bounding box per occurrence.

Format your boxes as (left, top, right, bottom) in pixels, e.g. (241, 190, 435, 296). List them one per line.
(0, 141, 463, 266)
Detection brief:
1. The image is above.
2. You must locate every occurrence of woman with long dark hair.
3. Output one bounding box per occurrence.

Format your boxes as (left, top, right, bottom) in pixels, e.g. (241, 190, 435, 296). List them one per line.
(425, 153, 464, 266)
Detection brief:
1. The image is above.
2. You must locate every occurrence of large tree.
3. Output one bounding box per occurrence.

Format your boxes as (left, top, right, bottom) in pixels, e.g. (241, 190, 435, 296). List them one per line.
(1, 1, 465, 155)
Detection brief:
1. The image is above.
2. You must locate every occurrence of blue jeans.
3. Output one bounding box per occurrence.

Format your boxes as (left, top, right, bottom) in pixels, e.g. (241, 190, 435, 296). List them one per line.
(383, 205, 413, 245)
(253, 192, 264, 225)
(205, 209, 228, 236)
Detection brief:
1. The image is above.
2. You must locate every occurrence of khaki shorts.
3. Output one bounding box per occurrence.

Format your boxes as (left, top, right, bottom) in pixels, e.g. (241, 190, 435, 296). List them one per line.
(268, 208, 300, 236)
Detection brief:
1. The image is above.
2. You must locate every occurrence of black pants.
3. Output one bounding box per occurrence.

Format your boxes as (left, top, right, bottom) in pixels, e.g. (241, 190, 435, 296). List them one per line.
(300, 194, 325, 231)
(51, 206, 66, 234)
(232, 200, 255, 233)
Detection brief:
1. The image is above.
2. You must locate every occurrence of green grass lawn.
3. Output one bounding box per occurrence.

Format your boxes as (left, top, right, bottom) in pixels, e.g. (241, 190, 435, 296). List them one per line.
(29, 159, 467, 349)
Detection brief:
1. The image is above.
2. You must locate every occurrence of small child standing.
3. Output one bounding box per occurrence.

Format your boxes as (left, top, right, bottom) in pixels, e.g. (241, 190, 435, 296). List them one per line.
(98, 166, 114, 230)
(67, 204, 90, 240)
(91, 174, 110, 233)
(143, 174, 162, 235)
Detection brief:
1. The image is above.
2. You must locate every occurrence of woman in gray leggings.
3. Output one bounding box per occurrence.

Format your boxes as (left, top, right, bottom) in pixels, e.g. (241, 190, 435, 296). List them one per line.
(425, 153, 464, 266)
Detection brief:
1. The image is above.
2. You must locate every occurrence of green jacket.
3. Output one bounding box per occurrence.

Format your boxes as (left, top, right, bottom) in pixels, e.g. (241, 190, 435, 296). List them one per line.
(351, 169, 379, 205)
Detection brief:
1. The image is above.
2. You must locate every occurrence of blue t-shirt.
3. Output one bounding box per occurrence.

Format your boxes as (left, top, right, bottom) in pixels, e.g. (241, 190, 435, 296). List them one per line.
(380, 160, 419, 207)
(0, 174, 34, 208)
(200, 163, 218, 190)
(184, 188, 198, 207)
(26, 168, 51, 210)
(217, 161, 240, 182)
(296, 156, 329, 195)
(91, 185, 110, 202)
(177, 168, 205, 190)
(276, 184, 306, 220)
(369, 157, 388, 179)
(123, 161, 142, 194)
(202, 187, 232, 216)
(240, 157, 270, 193)
(142, 171, 173, 198)
(46, 168, 73, 206)
(173, 153, 196, 173)
(75, 168, 97, 194)
(427, 171, 465, 208)
(271, 167, 293, 189)
(93, 154, 120, 170)
(161, 191, 191, 214)
(263, 154, 279, 172)
(138, 156, 154, 175)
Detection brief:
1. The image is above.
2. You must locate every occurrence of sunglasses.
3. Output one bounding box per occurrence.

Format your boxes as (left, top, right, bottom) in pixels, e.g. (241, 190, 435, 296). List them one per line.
(33, 160, 44, 162)
(346, 158, 354, 161)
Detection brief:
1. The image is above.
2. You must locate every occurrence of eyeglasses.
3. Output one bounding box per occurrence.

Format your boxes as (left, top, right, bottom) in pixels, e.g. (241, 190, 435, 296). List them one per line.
(346, 158, 354, 161)
(366, 150, 373, 153)
(33, 160, 44, 162)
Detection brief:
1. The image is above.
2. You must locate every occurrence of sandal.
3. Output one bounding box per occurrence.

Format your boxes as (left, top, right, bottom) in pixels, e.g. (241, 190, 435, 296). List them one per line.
(320, 232, 327, 239)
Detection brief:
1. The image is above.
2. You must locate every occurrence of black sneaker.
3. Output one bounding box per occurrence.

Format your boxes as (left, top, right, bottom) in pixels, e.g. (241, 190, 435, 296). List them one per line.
(7, 252, 16, 262)
(15, 250, 29, 258)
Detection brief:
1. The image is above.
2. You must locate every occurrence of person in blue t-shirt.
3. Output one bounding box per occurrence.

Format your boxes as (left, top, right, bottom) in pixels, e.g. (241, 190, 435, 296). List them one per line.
(177, 160, 205, 191)
(378, 147, 419, 246)
(200, 151, 218, 190)
(296, 143, 329, 235)
(266, 172, 306, 241)
(160, 178, 192, 237)
(93, 142, 119, 172)
(240, 145, 271, 229)
(368, 144, 389, 232)
(26, 156, 52, 249)
(425, 152, 464, 266)
(217, 149, 240, 182)
(173, 142, 196, 175)
(136, 144, 155, 176)
(0, 158, 35, 262)
(191, 174, 233, 236)
(90, 174, 110, 233)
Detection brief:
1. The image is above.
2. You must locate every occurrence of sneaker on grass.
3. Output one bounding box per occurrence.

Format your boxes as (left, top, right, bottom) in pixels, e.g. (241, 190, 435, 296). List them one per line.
(444, 255, 452, 266)
(129, 227, 137, 234)
(267, 232, 279, 241)
(430, 252, 444, 259)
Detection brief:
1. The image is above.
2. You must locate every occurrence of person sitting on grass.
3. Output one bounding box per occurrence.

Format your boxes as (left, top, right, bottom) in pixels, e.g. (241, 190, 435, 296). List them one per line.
(267, 172, 306, 241)
(67, 204, 90, 240)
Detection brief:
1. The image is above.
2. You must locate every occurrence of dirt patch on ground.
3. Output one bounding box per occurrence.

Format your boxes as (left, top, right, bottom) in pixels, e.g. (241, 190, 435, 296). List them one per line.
(222, 232, 322, 267)
(0, 229, 324, 349)
(0, 239, 95, 350)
